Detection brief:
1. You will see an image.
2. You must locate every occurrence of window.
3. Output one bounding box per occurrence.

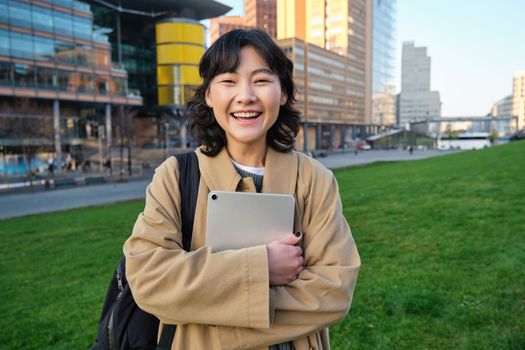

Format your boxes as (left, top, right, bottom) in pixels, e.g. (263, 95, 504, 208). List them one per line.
(56, 69, 72, 91)
(0, 29, 9, 56)
(13, 63, 34, 87)
(53, 0, 73, 9)
(73, 16, 92, 40)
(95, 76, 108, 94)
(36, 67, 56, 89)
(78, 72, 94, 93)
(8, 1, 31, 29)
(112, 77, 127, 96)
(10, 32, 33, 59)
(75, 44, 93, 67)
(0, 61, 13, 85)
(54, 39, 76, 65)
(34, 36, 55, 61)
(32, 6, 54, 33)
(53, 10, 73, 37)
(0, 0, 7, 25)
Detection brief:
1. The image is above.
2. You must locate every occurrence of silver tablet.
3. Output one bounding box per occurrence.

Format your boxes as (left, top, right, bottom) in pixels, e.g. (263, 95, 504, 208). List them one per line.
(205, 191, 295, 251)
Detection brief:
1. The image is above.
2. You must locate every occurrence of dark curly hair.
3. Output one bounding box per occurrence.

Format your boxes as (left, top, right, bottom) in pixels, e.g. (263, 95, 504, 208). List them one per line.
(186, 29, 300, 156)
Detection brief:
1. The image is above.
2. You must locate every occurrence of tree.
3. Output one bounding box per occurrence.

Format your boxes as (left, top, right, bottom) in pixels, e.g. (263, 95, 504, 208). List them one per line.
(1, 98, 53, 190)
(489, 129, 499, 144)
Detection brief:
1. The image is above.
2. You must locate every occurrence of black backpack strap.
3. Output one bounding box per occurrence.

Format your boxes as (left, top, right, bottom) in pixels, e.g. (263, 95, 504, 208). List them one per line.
(175, 151, 201, 251)
(157, 151, 200, 350)
(157, 324, 177, 350)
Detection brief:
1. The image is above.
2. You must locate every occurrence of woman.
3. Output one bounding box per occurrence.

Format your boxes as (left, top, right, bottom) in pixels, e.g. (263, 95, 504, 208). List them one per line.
(124, 29, 360, 349)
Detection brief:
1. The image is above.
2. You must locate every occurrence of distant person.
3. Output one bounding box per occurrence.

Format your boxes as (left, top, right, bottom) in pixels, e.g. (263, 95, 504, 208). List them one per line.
(408, 145, 414, 155)
(65, 152, 72, 172)
(123, 29, 360, 349)
(47, 156, 55, 175)
(82, 160, 91, 173)
(103, 159, 111, 173)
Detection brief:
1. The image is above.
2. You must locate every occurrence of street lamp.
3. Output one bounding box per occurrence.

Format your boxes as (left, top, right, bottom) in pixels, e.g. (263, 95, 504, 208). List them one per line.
(98, 124, 105, 173)
(164, 122, 170, 159)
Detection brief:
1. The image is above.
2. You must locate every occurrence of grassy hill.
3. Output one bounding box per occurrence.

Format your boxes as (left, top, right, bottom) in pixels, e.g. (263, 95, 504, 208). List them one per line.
(0, 141, 523, 349)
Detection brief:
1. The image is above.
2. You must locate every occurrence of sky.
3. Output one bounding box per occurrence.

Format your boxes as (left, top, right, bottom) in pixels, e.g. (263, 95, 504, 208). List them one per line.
(212, 0, 525, 116)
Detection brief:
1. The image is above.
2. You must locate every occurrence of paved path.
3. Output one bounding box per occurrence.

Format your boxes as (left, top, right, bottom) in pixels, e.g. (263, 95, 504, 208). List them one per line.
(316, 149, 449, 169)
(0, 150, 454, 220)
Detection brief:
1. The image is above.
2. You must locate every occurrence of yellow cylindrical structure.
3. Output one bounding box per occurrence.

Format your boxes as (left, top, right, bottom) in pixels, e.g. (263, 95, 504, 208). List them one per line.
(156, 19, 205, 106)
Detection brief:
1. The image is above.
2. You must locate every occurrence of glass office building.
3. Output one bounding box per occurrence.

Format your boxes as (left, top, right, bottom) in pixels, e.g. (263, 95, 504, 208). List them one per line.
(0, 0, 230, 175)
(0, 0, 142, 175)
(371, 0, 396, 126)
(0, 0, 137, 100)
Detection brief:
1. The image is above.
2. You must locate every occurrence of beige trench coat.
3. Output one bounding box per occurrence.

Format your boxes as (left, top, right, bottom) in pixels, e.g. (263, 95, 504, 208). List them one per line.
(123, 146, 360, 349)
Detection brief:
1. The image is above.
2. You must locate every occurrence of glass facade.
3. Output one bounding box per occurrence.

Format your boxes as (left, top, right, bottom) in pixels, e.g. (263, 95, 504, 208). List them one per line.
(371, 0, 397, 125)
(0, 0, 132, 98)
(90, 4, 156, 106)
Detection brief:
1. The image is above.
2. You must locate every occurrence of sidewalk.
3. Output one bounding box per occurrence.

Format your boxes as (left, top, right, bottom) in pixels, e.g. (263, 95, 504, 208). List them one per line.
(0, 149, 455, 220)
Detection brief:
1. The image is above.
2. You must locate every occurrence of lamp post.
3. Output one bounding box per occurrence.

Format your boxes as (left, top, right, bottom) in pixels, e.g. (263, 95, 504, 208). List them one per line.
(164, 122, 170, 159)
(98, 124, 104, 173)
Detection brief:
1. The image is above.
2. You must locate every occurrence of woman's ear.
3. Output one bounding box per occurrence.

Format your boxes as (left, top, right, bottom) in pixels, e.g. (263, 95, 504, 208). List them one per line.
(205, 90, 213, 108)
(280, 92, 287, 106)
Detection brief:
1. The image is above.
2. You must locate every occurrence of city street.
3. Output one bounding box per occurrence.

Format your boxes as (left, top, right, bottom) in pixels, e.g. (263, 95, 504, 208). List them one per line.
(0, 149, 455, 220)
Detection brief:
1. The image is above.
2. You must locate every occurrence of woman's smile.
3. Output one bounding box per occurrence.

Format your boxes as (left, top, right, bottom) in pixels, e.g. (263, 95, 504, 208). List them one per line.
(231, 110, 263, 125)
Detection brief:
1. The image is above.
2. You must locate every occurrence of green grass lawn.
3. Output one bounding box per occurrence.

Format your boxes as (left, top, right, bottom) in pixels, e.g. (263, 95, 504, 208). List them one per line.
(1, 141, 524, 349)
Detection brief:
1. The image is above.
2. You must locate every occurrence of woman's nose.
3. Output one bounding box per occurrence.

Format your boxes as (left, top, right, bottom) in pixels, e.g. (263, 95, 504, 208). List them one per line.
(236, 83, 256, 104)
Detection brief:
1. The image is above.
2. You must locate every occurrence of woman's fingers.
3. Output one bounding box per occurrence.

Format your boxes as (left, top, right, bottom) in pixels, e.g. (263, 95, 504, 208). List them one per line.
(278, 231, 302, 245)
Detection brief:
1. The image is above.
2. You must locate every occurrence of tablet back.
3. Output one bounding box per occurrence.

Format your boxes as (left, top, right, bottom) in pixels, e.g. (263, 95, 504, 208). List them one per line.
(205, 191, 295, 251)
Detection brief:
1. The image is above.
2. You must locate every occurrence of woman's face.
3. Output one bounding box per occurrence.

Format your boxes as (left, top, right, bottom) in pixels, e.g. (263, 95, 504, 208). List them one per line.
(206, 46, 287, 153)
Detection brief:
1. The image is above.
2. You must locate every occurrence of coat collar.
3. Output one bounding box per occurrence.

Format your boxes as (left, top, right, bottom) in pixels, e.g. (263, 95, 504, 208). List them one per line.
(195, 146, 298, 195)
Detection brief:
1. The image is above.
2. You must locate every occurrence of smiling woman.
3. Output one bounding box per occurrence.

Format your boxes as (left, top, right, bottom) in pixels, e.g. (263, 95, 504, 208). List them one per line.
(123, 29, 360, 350)
(187, 29, 300, 160)
(204, 46, 287, 165)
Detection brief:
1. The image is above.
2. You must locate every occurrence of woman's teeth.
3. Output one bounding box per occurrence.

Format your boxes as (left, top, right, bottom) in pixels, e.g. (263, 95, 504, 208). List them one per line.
(232, 112, 260, 119)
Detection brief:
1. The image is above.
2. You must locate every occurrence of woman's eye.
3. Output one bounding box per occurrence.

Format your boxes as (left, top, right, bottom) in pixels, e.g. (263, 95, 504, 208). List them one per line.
(255, 79, 271, 84)
(221, 79, 235, 84)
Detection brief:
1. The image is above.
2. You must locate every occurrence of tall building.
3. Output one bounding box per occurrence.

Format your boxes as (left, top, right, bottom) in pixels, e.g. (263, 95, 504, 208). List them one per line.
(512, 71, 525, 130)
(0, 0, 230, 175)
(276, 0, 305, 40)
(490, 95, 513, 118)
(210, 0, 276, 43)
(371, 0, 396, 126)
(398, 41, 441, 127)
(278, 37, 373, 151)
(277, 0, 371, 125)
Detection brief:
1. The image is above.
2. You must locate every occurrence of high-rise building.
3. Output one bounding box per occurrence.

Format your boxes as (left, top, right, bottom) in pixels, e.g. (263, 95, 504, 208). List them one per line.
(398, 41, 441, 127)
(0, 0, 230, 175)
(371, 0, 396, 126)
(210, 0, 276, 43)
(277, 0, 372, 124)
(276, 0, 305, 40)
(278, 37, 371, 151)
(512, 71, 525, 130)
(490, 95, 513, 118)
(277, 0, 371, 125)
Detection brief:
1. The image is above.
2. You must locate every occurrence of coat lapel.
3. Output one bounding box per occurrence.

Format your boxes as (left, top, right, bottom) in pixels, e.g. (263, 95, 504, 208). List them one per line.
(262, 148, 298, 195)
(196, 147, 241, 191)
(196, 146, 298, 195)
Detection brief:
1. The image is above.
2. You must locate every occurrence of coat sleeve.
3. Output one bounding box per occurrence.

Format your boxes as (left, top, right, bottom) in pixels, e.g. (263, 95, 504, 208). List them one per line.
(123, 157, 271, 329)
(216, 168, 361, 349)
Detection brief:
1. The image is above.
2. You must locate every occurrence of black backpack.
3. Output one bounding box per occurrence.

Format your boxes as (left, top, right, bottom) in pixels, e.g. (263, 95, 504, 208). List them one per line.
(92, 152, 200, 350)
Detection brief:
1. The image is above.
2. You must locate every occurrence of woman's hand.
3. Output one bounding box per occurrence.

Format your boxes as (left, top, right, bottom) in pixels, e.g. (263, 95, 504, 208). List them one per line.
(267, 232, 304, 286)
